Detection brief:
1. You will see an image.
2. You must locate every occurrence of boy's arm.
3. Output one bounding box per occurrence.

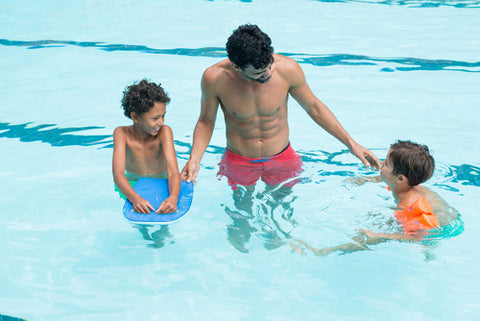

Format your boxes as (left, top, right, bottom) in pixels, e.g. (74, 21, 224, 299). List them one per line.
(112, 127, 154, 214)
(181, 68, 220, 183)
(156, 125, 181, 214)
(346, 175, 382, 186)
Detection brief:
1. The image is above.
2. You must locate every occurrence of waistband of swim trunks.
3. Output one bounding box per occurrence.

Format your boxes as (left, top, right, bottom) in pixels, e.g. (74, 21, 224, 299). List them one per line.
(224, 143, 295, 162)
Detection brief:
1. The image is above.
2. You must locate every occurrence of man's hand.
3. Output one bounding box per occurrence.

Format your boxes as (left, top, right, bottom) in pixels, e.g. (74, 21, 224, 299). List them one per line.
(349, 143, 381, 170)
(180, 158, 200, 183)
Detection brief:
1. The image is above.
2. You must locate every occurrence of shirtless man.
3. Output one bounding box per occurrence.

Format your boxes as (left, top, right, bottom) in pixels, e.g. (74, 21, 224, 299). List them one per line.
(181, 24, 380, 188)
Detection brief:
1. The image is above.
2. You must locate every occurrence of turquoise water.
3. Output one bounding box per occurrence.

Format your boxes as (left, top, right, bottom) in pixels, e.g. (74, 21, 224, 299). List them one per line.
(1, 1, 479, 320)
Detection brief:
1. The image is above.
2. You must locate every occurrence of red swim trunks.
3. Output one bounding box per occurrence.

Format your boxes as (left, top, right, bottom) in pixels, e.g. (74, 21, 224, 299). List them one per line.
(217, 143, 303, 190)
(394, 195, 440, 234)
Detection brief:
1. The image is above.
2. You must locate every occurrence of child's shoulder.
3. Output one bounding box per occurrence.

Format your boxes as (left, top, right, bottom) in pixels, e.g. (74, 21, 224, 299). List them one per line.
(160, 124, 172, 130)
(155, 125, 174, 145)
(417, 186, 444, 207)
(114, 125, 133, 131)
(113, 125, 134, 138)
(159, 124, 174, 136)
(418, 185, 459, 224)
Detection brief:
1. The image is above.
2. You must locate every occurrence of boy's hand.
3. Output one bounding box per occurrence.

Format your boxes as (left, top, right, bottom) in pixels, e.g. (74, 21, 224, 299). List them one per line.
(132, 197, 155, 214)
(181, 159, 199, 183)
(156, 196, 178, 214)
(346, 177, 368, 186)
(345, 175, 381, 186)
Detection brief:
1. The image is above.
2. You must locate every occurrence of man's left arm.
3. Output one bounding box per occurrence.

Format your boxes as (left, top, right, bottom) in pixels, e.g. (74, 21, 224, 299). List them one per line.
(287, 58, 381, 170)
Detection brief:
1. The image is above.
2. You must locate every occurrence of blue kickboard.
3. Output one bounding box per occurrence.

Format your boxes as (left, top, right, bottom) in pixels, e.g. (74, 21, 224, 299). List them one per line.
(123, 178, 194, 225)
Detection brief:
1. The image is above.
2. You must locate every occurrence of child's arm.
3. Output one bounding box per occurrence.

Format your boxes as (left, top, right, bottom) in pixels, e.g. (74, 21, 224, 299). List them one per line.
(112, 127, 155, 214)
(346, 175, 382, 186)
(156, 125, 181, 214)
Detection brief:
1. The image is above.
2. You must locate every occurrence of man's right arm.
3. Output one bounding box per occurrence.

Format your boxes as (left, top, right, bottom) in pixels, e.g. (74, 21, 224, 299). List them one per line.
(181, 68, 220, 182)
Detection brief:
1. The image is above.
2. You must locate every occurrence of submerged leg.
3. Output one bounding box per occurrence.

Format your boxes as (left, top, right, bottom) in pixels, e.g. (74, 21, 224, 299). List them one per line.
(225, 185, 257, 253)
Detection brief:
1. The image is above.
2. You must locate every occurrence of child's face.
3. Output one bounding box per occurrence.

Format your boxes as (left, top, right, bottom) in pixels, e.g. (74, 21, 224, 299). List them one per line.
(380, 150, 397, 186)
(135, 102, 166, 136)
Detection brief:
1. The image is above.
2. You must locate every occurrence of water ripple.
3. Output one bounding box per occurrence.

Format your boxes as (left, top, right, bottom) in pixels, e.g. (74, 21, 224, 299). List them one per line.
(2, 122, 478, 188)
(310, 0, 480, 8)
(0, 122, 111, 147)
(435, 162, 480, 187)
(1, 39, 478, 73)
(0, 314, 27, 321)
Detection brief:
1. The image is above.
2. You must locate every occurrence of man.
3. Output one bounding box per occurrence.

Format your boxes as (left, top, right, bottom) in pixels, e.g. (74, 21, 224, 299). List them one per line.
(181, 24, 380, 188)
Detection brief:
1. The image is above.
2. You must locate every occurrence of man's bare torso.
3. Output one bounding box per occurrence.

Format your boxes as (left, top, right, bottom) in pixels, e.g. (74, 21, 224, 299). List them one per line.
(208, 54, 294, 158)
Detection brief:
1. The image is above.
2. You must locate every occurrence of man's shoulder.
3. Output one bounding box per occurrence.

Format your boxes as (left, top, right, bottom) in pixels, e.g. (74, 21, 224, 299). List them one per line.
(274, 54, 304, 84)
(274, 54, 300, 69)
(202, 59, 236, 92)
(203, 59, 232, 78)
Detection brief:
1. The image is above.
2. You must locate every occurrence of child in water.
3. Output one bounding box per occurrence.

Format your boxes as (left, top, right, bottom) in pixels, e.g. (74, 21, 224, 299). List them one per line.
(292, 140, 459, 255)
(112, 79, 180, 214)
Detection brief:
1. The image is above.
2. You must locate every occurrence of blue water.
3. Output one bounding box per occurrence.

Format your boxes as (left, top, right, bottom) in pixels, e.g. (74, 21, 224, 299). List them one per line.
(1, 1, 479, 320)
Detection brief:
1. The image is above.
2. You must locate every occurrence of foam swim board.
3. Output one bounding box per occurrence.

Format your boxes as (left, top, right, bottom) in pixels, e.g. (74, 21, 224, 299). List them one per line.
(123, 178, 194, 225)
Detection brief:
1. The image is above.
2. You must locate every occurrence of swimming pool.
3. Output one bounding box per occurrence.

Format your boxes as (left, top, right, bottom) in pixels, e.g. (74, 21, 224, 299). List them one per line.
(1, 0, 479, 320)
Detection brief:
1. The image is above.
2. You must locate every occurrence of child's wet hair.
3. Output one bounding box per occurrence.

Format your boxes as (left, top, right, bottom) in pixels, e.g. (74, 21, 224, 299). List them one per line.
(121, 79, 170, 119)
(389, 140, 435, 186)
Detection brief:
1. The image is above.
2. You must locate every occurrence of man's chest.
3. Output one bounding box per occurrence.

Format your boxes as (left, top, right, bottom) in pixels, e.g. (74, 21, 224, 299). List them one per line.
(220, 84, 289, 119)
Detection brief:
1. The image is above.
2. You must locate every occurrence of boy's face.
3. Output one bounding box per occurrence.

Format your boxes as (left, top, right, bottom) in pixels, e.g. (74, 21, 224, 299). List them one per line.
(380, 150, 397, 186)
(134, 102, 166, 136)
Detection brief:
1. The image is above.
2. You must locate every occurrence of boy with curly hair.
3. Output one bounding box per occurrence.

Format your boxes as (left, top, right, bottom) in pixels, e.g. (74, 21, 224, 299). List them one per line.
(113, 79, 180, 214)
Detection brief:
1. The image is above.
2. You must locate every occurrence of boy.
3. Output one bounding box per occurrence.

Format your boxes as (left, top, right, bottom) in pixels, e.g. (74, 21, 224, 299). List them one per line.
(292, 140, 459, 255)
(112, 79, 180, 214)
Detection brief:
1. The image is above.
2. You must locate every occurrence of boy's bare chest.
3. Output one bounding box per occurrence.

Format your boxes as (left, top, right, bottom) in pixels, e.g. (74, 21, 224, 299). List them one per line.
(126, 137, 163, 161)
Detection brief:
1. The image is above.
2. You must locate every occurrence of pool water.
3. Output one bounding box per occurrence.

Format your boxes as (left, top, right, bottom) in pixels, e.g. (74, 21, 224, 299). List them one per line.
(1, 1, 479, 320)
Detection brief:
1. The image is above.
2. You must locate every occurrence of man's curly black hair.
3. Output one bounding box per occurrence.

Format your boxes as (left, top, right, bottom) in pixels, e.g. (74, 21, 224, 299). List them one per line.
(121, 79, 170, 119)
(226, 24, 274, 70)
